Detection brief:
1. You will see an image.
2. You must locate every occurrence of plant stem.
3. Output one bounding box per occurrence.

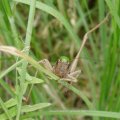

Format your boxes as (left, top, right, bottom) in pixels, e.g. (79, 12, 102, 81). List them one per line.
(16, 0, 36, 120)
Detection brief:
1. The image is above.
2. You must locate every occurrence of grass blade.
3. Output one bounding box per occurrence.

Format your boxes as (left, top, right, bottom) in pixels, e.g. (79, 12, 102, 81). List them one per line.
(0, 97, 12, 120)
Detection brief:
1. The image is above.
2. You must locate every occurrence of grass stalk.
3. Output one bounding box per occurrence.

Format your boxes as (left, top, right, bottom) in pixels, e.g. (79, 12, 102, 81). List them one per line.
(16, 0, 36, 119)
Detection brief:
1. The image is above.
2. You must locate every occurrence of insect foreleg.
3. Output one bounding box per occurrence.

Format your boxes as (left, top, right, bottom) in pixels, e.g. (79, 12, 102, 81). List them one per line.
(38, 59, 53, 71)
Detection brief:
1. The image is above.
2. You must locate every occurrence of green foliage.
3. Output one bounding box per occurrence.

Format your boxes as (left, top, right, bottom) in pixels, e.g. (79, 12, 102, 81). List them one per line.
(0, 0, 120, 119)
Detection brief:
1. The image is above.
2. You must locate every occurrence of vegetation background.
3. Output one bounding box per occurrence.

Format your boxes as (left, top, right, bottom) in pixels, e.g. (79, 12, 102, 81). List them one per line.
(0, 0, 120, 120)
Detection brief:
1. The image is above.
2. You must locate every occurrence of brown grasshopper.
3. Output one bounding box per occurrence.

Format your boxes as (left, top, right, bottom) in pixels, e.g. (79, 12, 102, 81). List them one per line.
(38, 14, 109, 82)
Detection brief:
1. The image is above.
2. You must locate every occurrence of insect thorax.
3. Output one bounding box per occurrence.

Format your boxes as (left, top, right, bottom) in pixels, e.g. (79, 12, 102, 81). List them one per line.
(53, 60, 70, 78)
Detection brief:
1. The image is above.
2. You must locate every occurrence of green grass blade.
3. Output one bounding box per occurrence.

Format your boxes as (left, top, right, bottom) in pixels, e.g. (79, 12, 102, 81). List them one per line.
(59, 80, 94, 109)
(105, 0, 120, 28)
(13, 0, 81, 48)
(1, 0, 12, 17)
(0, 98, 12, 120)
(0, 79, 15, 97)
(0, 103, 51, 120)
(16, 0, 36, 119)
(1, 0, 21, 48)
(0, 98, 17, 109)
(0, 60, 23, 97)
(22, 103, 51, 113)
(0, 60, 23, 79)
(23, 110, 120, 119)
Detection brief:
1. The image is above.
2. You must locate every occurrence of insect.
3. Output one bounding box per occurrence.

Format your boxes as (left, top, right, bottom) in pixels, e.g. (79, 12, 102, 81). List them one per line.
(39, 14, 109, 82)
(39, 56, 81, 82)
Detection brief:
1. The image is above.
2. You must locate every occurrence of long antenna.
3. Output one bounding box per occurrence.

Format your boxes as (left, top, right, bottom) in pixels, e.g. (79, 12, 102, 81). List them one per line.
(70, 13, 109, 73)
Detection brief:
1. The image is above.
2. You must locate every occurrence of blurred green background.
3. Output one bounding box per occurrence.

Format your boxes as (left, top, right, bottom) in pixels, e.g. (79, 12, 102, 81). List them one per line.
(0, 0, 120, 120)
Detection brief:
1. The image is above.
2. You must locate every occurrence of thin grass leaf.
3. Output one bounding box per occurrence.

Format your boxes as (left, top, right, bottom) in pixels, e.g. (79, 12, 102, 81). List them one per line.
(58, 80, 94, 110)
(1, 0, 21, 48)
(17, 68, 44, 84)
(22, 110, 120, 119)
(0, 60, 23, 97)
(0, 60, 23, 79)
(16, 0, 36, 119)
(1, 0, 12, 17)
(25, 75, 44, 84)
(13, 0, 81, 48)
(0, 103, 51, 120)
(0, 98, 17, 109)
(22, 103, 51, 113)
(0, 98, 12, 120)
(105, 0, 120, 28)
(0, 78, 15, 97)
(0, 46, 59, 80)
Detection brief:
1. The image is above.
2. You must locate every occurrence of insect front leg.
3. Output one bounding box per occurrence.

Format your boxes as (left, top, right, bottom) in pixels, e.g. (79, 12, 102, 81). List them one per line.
(38, 59, 53, 71)
(61, 78, 77, 82)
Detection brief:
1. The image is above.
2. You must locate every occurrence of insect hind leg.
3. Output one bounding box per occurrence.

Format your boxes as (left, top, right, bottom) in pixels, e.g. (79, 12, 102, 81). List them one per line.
(69, 70, 81, 78)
